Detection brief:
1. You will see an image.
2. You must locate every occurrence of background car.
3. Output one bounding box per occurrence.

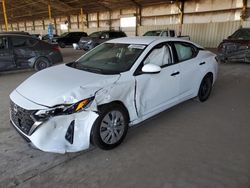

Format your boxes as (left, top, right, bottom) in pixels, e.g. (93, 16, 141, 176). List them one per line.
(53, 32, 87, 48)
(0, 33, 63, 72)
(217, 28, 250, 63)
(143, 29, 190, 40)
(9, 37, 218, 153)
(77, 30, 127, 51)
(143, 29, 176, 37)
(42, 34, 59, 41)
(31, 34, 41, 39)
(1, 31, 30, 35)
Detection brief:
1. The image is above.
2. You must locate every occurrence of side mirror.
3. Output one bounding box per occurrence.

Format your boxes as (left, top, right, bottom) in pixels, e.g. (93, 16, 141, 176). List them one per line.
(228, 35, 232, 39)
(142, 64, 161, 74)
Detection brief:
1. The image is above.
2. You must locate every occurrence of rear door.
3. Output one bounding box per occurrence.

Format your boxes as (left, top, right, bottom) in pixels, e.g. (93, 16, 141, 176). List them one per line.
(0, 36, 15, 71)
(173, 42, 201, 100)
(11, 36, 37, 68)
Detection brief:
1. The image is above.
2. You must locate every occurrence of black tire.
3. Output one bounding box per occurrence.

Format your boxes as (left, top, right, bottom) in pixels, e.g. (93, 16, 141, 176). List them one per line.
(34, 57, 50, 71)
(197, 75, 213, 102)
(59, 42, 66, 48)
(91, 104, 129, 150)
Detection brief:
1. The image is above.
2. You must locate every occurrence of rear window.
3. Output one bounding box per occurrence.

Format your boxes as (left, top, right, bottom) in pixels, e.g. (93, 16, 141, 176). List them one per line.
(143, 31, 161, 36)
(231, 29, 250, 39)
(109, 32, 126, 38)
(174, 42, 197, 62)
(11, 36, 38, 47)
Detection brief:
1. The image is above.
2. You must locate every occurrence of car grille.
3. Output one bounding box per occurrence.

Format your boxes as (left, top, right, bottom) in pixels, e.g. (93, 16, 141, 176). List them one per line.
(10, 100, 36, 135)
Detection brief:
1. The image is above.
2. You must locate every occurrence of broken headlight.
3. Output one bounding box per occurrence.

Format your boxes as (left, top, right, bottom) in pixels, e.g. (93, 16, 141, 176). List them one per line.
(34, 97, 94, 121)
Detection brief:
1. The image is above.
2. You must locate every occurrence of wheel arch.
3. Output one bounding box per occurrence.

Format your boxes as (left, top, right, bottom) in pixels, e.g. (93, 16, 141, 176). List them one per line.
(33, 56, 52, 68)
(97, 100, 130, 123)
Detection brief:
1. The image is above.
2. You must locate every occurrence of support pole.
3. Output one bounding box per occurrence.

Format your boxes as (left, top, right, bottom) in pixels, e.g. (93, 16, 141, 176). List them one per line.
(2, 0, 9, 31)
(80, 8, 84, 30)
(176, 0, 184, 36)
(109, 11, 112, 30)
(48, 0, 52, 22)
(54, 17, 57, 34)
(136, 6, 141, 36)
(241, 0, 247, 26)
(97, 12, 99, 28)
(86, 13, 89, 28)
(24, 21, 27, 31)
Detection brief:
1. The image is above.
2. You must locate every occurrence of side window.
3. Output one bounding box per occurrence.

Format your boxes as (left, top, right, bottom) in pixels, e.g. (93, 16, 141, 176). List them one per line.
(161, 31, 168, 37)
(12, 37, 27, 47)
(109, 32, 116, 38)
(169, 30, 175, 37)
(12, 37, 37, 48)
(0, 37, 8, 49)
(144, 44, 172, 67)
(174, 42, 196, 62)
(101, 33, 109, 39)
(28, 38, 38, 46)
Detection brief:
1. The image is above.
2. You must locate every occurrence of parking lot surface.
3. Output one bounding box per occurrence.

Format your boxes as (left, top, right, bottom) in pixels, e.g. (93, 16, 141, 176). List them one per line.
(0, 48, 250, 188)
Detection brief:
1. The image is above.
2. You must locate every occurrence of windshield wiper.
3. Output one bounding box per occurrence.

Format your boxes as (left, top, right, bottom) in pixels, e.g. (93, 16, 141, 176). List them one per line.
(67, 62, 120, 75)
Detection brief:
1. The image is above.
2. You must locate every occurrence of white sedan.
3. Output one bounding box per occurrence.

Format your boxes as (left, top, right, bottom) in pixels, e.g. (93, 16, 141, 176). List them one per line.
(10, 37, 218, 153)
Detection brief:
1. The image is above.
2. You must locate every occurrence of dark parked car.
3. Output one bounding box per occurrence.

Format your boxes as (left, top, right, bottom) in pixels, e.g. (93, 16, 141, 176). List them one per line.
(42, 34, 59, 41)
(78, 30, 127, 51)
(0, 33, 63, 72)
(1, 31, 30, 35)
(53, 32, 87, 48)
(31, 34, 41, 39)
(218, 28, 250, 63)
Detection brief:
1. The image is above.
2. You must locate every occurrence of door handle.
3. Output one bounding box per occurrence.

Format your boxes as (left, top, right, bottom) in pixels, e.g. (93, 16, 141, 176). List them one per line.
(171, 71, 180, 76)
(199, 62, 206, 65)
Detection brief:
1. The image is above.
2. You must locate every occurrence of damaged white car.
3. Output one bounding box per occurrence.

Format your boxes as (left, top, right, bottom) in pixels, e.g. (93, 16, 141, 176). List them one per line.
(10, 37, 218, 153)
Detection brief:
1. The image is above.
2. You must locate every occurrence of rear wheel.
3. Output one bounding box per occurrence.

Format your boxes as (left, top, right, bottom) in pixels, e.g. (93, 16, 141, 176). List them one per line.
(34, 57, 50, 71)
(197, 75, 213, 102)
(59, 42, 65, 48)
(91, 104, 129, 150)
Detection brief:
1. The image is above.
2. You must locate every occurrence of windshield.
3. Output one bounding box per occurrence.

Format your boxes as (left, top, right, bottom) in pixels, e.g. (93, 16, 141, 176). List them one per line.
(89, 31, 102, 38)
(69, 43, 146, 74)
(231, 29, 250, 39)
(143, 31, 161, 36)
(60, 32, 69, 37)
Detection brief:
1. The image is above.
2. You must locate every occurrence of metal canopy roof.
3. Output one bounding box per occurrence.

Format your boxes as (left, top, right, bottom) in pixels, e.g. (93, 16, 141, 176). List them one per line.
(0, 0, 178, 22)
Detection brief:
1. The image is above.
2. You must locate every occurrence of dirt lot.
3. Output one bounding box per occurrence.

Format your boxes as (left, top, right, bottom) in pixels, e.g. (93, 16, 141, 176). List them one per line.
(0, 48, 249, 188)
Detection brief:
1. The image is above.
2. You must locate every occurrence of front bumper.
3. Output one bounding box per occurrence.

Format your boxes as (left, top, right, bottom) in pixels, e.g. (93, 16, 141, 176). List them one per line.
(10, 90, 98, 154)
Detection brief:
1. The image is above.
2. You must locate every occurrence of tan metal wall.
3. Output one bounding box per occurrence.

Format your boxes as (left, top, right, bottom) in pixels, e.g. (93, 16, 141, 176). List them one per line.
(1, 0, 250, 48)
(138, 21, 244, 48)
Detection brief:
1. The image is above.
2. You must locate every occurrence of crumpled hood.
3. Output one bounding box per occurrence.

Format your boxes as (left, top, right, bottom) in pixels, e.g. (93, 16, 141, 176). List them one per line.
(16, 64, 120, 107)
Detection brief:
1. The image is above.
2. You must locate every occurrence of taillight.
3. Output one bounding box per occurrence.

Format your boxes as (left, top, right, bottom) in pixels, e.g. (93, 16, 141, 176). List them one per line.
(52, 45, 60, 52)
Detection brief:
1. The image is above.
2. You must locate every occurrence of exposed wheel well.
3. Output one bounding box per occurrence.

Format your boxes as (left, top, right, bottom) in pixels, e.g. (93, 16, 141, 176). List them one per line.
(98, 101, 130, 122)
(205, 72, 213, 83)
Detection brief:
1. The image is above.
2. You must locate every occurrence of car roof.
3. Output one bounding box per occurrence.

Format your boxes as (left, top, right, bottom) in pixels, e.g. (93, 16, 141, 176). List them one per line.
(91, 30, 124, 33)
(106, 36, 202, 47)
(0, 33, 33, 37)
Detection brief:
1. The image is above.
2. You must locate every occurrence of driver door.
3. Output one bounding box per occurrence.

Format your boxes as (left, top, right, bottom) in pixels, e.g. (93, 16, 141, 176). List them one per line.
(134, 43, 180, 117)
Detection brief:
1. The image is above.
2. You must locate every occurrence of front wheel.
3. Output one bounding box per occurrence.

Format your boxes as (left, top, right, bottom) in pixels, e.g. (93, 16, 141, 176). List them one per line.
(91, 104, 129, 150)
(197, 75, 213, 102)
